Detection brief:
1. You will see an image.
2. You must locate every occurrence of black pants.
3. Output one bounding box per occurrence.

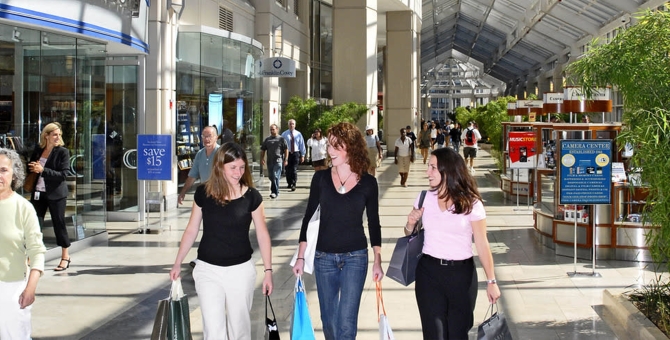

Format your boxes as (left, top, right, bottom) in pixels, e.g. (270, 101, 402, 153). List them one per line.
(32, 194, 70, 248)
(415, 256, 478, 340)
(286, 152, 300, 187)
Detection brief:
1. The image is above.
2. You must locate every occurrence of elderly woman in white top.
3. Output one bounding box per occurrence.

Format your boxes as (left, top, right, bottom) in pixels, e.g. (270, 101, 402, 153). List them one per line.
(307, 128, 328, 171)
(0, 148, 46, 339)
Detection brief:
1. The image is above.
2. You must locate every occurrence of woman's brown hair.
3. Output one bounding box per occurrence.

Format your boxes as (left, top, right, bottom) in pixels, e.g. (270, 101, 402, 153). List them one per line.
(326, 122, 370, 177)
(204, 142, 254, 205)
(430, 147, 482, 214)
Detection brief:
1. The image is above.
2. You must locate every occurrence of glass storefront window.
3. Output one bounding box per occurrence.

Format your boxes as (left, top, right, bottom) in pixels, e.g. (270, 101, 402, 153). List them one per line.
(0, 24, 109, 248)
(176, 30, 263, 187)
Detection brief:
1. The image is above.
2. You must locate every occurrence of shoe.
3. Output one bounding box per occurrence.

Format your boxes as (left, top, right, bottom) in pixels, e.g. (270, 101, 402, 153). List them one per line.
(290, 185, 296, 191)
(270, 193, 277, 199)
(54, 258, 71, 272)
(470, 167, 476, 175)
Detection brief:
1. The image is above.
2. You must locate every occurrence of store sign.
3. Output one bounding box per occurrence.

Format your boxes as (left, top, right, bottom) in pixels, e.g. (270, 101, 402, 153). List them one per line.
(564, 87, 611, 100)
(137, 135, 172, 180)
(543, 93, 563, 104)
(509, 132, 537, 169)
(559, 140, 612, 204)
(516, 100, 543, 108)
(256, 57, 296, 77)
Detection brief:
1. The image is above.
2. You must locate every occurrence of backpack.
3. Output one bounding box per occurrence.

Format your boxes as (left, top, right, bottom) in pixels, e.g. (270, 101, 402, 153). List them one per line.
(465, 128, 475, 146)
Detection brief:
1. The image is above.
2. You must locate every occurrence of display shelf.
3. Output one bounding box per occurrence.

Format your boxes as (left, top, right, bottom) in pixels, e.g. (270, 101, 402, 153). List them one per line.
(175, 100, 201, 171)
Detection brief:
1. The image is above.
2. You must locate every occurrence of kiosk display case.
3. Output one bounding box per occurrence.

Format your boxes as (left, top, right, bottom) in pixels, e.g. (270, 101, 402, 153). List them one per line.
(529, 122, 655, 261)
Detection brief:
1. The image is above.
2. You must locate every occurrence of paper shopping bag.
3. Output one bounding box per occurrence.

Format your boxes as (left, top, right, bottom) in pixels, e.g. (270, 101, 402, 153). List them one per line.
(291, 276, 315, 340)
(477, 303, 513, 340)
(266, 295, 280, 340)
(290, 205, 320, 274)
(152, 279, 193, 340)
(376, 282, 395, 340)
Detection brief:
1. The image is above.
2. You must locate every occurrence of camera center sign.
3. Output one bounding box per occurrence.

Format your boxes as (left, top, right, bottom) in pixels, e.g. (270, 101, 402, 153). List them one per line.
(256, 57, 296, 77)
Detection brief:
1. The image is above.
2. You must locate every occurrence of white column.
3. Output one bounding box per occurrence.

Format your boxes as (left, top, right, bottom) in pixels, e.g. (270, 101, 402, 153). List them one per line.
(332, 0, 378, 131)
(384, 10, 420, 151)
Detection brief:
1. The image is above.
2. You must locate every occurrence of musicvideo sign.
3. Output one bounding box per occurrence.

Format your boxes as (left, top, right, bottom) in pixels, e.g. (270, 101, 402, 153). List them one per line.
(508, 132, 537, 169)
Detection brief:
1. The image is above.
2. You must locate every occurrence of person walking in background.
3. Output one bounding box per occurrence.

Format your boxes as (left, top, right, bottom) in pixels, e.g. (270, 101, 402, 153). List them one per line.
(27, 122, 72, 272)
(281, 119, 306, 191)
(218, 119, 235, 145)
(170, 143, 273, 340)
(449, 122, 462, 153)
(405, 125, 417, 146)
(260, 124, 288, 199)
(292, 122, 383, 340)
(418, 122, 432, 164)
(178, 126, 220, 205)
(0, 148, 47, 339)
(434, 126, 446, 149)
(461, 121, 482, 174)
(405, 147, 500, 339)
(364, 125, 383, 176)
(429, 121, 438, 150)
(307, 128, 328, 171)
(394, 128, 414, 187)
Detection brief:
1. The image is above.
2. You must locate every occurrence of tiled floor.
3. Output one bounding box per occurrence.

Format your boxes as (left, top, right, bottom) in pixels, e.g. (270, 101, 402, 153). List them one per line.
(29, 145, 667, 339)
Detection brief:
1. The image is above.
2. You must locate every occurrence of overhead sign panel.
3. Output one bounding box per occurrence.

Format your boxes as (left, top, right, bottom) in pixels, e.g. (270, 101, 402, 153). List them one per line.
(256, 57, 296, 77)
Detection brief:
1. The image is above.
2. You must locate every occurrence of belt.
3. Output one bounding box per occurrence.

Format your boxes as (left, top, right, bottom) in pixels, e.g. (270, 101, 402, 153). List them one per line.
(423, 254, 473, 266)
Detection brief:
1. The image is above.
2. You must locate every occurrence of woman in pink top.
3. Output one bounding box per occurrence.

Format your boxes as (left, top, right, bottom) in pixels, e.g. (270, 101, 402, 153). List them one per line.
(405, 147, 500, 339)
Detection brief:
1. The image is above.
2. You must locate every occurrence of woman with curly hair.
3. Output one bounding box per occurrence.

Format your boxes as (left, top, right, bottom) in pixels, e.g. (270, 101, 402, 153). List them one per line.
(292, 122, 383, 340)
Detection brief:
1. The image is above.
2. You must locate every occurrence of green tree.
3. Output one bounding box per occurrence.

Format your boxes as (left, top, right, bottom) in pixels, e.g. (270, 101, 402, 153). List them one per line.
(284, 96, 322, 134)
(567, 8, 670, 269)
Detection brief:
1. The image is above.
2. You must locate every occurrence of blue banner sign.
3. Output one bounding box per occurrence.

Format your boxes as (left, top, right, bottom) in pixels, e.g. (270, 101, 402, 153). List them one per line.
(559, 140, 612, 204)
(137, 135, 172, 180)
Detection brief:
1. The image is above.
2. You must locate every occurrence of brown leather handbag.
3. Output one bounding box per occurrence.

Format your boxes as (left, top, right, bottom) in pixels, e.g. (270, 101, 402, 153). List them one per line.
(23, 172, 38, 192)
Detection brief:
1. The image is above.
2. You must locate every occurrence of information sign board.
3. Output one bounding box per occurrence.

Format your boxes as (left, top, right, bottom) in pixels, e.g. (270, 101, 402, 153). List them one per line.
(559, 140, 612, 204)
(137, 135, 172, 180)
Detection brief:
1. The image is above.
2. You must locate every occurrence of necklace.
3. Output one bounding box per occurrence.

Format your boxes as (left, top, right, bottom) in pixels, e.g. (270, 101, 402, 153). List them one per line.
(335, 167, 354, 194)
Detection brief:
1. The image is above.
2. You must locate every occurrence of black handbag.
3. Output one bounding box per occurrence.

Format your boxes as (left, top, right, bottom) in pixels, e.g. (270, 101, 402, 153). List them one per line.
(265, 295, 280, 340)
(386, 190, 427, 286)
(477, 303, 513, 340)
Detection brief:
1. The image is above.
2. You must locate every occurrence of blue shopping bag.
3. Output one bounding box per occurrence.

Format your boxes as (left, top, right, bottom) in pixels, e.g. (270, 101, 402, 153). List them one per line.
(291, 276, 316, 340)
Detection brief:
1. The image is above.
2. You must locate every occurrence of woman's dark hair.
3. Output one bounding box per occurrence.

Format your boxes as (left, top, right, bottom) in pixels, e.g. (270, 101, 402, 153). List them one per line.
(326, 122, 370, 177)
(205, 142, 254, 205)
(430, 147, 482, 214)
(0, 148, 25, 191)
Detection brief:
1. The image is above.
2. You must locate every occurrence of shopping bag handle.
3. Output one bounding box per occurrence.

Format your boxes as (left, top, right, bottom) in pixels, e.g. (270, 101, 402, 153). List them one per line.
(170, 278, 185, 300)
(482, 303, 498, 322)
(376, 281, 387, 322)
(266, 295, 277, 320)
(295, 275, 305, 293)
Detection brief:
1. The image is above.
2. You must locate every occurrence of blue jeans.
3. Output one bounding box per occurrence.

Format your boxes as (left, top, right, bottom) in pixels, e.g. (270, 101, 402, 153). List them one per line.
(268, 162, 282, 195)
(314, 249, 368, 340)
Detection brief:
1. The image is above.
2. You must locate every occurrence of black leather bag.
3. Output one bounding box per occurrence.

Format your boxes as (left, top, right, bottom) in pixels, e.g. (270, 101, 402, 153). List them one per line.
(386, 190, 427, 286)
(477, 303, 513, 340)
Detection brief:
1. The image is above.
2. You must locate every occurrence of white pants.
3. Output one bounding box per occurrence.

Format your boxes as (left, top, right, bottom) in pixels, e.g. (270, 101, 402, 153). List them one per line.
(193, 259, 256, 340)
(0, 280, 31, 340)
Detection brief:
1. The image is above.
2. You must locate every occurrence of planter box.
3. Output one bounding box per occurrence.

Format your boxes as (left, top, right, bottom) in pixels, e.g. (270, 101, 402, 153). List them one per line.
(602, 289, 669, 339)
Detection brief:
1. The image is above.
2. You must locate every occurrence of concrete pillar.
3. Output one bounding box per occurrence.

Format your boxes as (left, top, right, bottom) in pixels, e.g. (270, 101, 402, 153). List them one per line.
(147, 1, 178, 200)
(384, 10, 420, 153)
(553, 62, 564, 93)
(332, 0, 378, 132)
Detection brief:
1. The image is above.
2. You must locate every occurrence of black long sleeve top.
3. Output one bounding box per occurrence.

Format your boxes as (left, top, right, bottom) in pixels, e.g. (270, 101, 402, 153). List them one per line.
(299, 169, 382, 253)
